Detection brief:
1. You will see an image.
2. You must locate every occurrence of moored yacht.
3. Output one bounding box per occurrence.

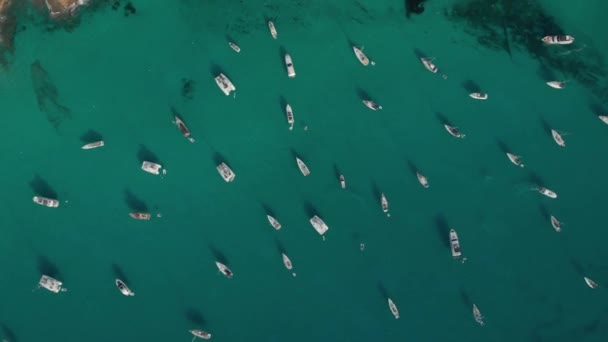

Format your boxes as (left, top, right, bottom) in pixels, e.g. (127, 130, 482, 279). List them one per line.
(340, 174, 346, 189)
(541, 35, 575, 45)
(469, 92, 488, 100)
(228, 41, 241, 52)
(381, 193, 389, 213)
(550, 215, 561, 232)
(506, 153, 524, 167)
(190, 329, 212, 340)
(115, 279, 135, 296)
(416, 172, 429, 188)
(267, 20, 278, 39)
(214, 73, 236, 96)
(141, 161, 163, 175)
(537, 186, 558, 199)
(296, 157, 310, 176)
(584, 277, 599, 289)
(352, 46, 374, 66)
(362, 100, 382, 111)
(38, 275, 66, 293)
(33, 196, 59, 208)
(216, 261, 233, 279)
(267, 215, 282, 230)
(551, 129, 566, 147)
(473, 304, 485, 326)
(450, 229, 461, 258)
(309, 215, 329, 235)
(388, 298, 399, 319)
(82, 140, 104, 150)
(282, 253, 293, 270)
(216, 162, 236, 182)
(598, 115, 608, 125)
(420, 57, 438, 73)
(285, 54, 296, 78)
(129, 212, 151, 220)
(174, 115, 195, 142)
(546, 81, 566, 89)
(444, 124, 465, 138)
(286, 104, 294, 130)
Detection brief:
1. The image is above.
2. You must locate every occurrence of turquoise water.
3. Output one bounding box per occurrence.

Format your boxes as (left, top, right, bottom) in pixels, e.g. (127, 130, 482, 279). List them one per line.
(1, 0, 607, 341)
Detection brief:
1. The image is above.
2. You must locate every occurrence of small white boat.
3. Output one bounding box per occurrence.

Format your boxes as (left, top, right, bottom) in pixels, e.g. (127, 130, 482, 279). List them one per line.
(267, 215, 282, 230)
(216, 261, 233, 279)
(309, 215, 329, 235)
(38, 275, 66, 293)
(584, 277, 599, 289)
(420, 57, 438, 73)
(416, 172, 429, 188)
(115, 279, 135, 296)
(129, 212, 151, 220)
(352, 46, 372, 66)
(381, 193, 389, 213)
(190, 329, 212, 340)
(506, 153, 524, 168)
(82, 140, 104, 149)
(537, 187, 558, 199)
(362, 100, 382, 111)
(388, 298, 399, 319)
(542, 35, 575, 45)
(598, 115, 608, 125)
(450, 229, 461, 258)
(546, 81, 565, 89)
(267, 20, 278, 39)
(216, 162, 236, 182)
(469, 92, 488, 100)
(550, 215, 561, 232)
(228, 41, 241, 52)
(296, 157, 310, 176)
(551, 129, 566, 147)
(214, 73, 236, 96)
(473, 304, 485, 326)
(141, 161, 163, 175)
(444, 124, 465, 138)
(286, 104, 294, 130)
(282, 253, 293, 270)
(174, 115, 195, 143)
(33, 196, 59, 208)
(285, 54, 296, 78)
(340, 174, 346, 189)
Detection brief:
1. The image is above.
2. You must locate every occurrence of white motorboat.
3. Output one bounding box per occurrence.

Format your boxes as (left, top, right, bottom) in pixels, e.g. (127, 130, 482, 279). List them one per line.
(82, 140, 104, 149)
(506, 153, 524, 167)
(546, 81, 565, 89)
(473, 304, 485, 326)
(416, 172, 429, 188)
(115, 279, 135, 296)
(129, 212, 151, 220)
(174, 115, 195, 142)
(550, 215, 561, 232)
(309, 215, 329, 235)
(285, 104, 294, 130)
(281, 252, 295, 274)
(362, 100, 382, 111)
(285, 53, 296, 78)
(584, 277, 599, 289)
(352, 46, 373, 66)
(216, 162, 236, 182)
(296, 157, 310, 176)
(216, 261, 233, 279)
(388, 298, 399, 319)
(598, 115, 608, 125)
(141, 161, 163, 175)
(420, 57, 438, 73)
(542, 35, 575, 45)
(537, 187, 558, 199)
(469, 92, 488, 100)
(340, 174, 346, 189)
(268, 20, 278, 39)
(38, 275, 66, 293)
(33, 196, 59, 208)
(551, 129, 565, 147)
(214, 73, 236, 96)
(190, 329, 212, 340)
(450, 229, 461, 258)
(444, 124, 465, 138)
(267, 215, 282, 230)
(228, 41, 241, 52)
(381, 193, 389, 213)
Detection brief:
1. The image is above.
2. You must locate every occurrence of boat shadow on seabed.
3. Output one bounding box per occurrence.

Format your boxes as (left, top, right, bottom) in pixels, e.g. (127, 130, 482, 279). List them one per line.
(124, 189, 148, 212)
(29, 175, 58, 199)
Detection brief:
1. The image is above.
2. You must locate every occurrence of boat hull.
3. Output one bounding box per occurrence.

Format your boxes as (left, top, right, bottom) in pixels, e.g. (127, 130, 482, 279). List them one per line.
(450, 229, 461, 258)
(82, 141, 104, 149)
(285, 54, 296, 78)
(353, 46, 369, 66)
(33, 196, 59, 208)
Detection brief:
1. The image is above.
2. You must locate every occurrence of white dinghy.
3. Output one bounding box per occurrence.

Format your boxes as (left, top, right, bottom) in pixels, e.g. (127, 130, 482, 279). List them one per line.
(546, 81, 566, 89)
(340, 174, 346, 189)
(82, 141, 104, 150)
(416, 172, 429, 188)
(174, 115, 195, 143)
(506, 153, 524, 167)
(190, 329, 212, 340)
(285, 53, 296, 78)
(296, 157, 310, 176)
(215, 261, 234, 279)
(598, 115, 608, 125)
(362, 100, 382, 111)
(420, 57, 438, 73)
(550, 215, 561, 232)
(115, 279, 135, 296)
(228, 41, 241, 53)
(537, 186, 558, 199)
(551, 129, 566, 147)
(282, 253, 296, 276)
(388, 298, 399, 319)
(267, 20, 278, 39)
(352, 46, 375, 66)
(381, 193, 389, 216)
(469, 92, 488, 100)
(450, 229, 462, 259)
(444, 124, 465, 138)
(267, 215, 282, 230)
(285, 104, 295, 130)
(584, 277, 599, 289)
(473, 304, 485, 326)
(214, 73, 236, 96)
(542, 35, 575, 45)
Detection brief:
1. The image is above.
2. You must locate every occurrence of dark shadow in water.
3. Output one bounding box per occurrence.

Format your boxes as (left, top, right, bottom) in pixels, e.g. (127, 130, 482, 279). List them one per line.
(346, 38, 356, 49)
(275, 239, 285, 254)
(539, 117, 553, 136)
(181, 78, 195, 100)
(209, 245, 229, 264)
(527, 171, 545, 187)
(405, 0, 427, 18)
(333, 163, 342, 182)
(262, 203, 274, 217)
(406, 160, 418, 176)
(170, 106, 182, 120)
(589, 102, 605, 118)
(37, 255, 60, 278)
(539, 204, 550, 221)
(371, 182, 381, 206)
(212, 152, 227, 166)
(225, 34, 235, 45)
(434, 214, 451, 249)
(377, 281, 389, 299)
(413, 48, 427, 59)
(137, 144, 159, 164)
(184, 308, 206, 326)
(30, 60, 72, 129)
(537, 64, 556, 82)
(289, 148, 302, 160)
(569, 258, 585, 276)
(0, 323, 17, 342)
(209, 63, 223, 77)
(29, 175, 58, 199)
(112, 263, 130, 284)
(355, 87, 371, 101)
(435, 112, 453, 126)
(278, 95, 288, 117)
(303, 201, 318, 218)
(278, 46, 287, 67)
(496, 139, 510, 154)
(79, 129, 102, 143)
(459, 288, 473, 308)
(124, 189, 148, 212)
(462, 80, 481, 93)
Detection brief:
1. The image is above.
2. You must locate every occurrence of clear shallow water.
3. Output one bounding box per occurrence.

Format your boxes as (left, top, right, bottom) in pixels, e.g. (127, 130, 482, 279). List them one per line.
(0, 0, 607, 341)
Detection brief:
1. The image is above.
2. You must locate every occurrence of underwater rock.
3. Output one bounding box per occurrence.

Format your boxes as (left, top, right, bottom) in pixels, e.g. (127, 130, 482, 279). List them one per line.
(181, 78, 195, 100)
(43, 0, 89, 19)
(123, 2, 135, 16)
(0, 0, 16, 68)
(405, 0, 426, 17)
(30, 60, 72, 128)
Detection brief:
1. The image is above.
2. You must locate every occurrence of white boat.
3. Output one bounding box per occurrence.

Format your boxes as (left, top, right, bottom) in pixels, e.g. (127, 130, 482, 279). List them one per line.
(216, 162, 236, 182)
(216, 261, 233, 279)
(598, 115, 608, 125)
(506, 153, 524, 167)
(33, 196, 59, 208)
(550, 215, 561, 232)
(420, 57, 438, 73)
(537, 187, 558, 199)
(444, 124, 465, 138)
(214, 73, 236, 96)
(469, 92, 488, 100)
(286, 104, 294, 130)
(190, 329, 212, 340)
(388, 298, 399, 319)
(416, 172, 429, 188)
(174, 115, 195, 142)
(267, 215, 282, 230)
(450, 229, 461, 258)
(473, 304, 485, 326)
(267, 20, 278, 39)
(115, 279, 135, 296)
(584, 277, 599, 289)
(228, 41, 241, 52)
(381, 193, 389, 213)
(296, 157, 310, 176)
(285, 54, 296, 78)
(551, 129, 565, 147)
(546, 81, 565, 89)
(141, 161, 163, 175)
(340, 174, 346, 189)
(129, 212, 151, 220)
(38, 275, 65, 293)
(362, 100, 382, 110)
(542, 35, 575, 45)
(352, 46, 372, 66)
(82, 140, 104, 149)
(282, 253, 293, 270)
(309, 215, 329, 235)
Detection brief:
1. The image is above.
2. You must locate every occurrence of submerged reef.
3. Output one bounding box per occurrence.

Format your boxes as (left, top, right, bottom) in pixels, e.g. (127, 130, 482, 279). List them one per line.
(405, 0, 426, 18)
(445, 0, 608, 101)
(30, 60, 72, 129)
(38, 0, 89, 19)
(0, 0, 16, 68)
